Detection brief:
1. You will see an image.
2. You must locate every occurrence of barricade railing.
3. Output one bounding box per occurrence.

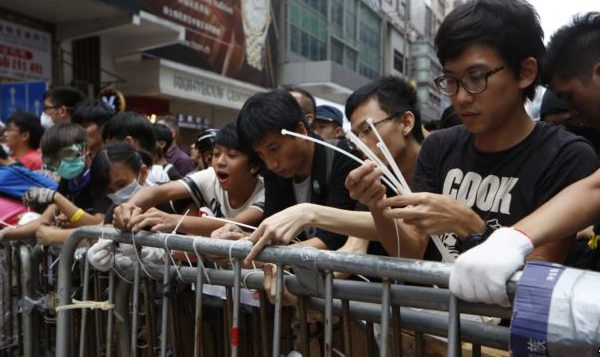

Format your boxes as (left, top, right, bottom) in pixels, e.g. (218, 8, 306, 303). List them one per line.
(54, 226, 519, 357)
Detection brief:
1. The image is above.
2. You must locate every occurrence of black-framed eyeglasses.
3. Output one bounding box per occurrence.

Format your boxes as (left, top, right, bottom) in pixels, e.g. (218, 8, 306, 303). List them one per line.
(353, 113, 401, 140)
(43, 105, 60, 111)
(434, 66, 505, 96)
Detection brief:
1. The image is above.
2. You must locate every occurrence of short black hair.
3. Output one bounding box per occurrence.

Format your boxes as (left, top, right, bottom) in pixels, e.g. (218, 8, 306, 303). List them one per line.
(153, 123, 173, 153)
(40, 123, 87, 158)
(7, 111, 45, 149)
(90, 141, 143, 197)
(282, 85, 317, 115)
(237, 89, 309, 151)
(216, 121, 261, 170)
(44, 86, 86, 112)
(345, 76, 424, 143)
(434, 0, 545, 101)
(541, 12, 600, 85)
(71, 99, 114, 128)
(102, 111, 156, 168)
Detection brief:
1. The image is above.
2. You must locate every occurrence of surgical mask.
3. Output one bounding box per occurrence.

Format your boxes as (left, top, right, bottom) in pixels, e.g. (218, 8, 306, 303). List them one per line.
(40, 112, 54, 129)
(107, 179, 141, 205)
(55, 156, 85, 179)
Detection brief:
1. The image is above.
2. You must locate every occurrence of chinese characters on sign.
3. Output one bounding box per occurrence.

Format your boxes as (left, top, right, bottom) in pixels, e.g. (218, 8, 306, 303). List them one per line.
(0, 20, 51, 83)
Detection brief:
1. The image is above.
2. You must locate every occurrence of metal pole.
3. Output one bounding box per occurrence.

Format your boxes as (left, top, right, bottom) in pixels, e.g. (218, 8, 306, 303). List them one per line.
(79, 242, 91, 357)
(379, 279, 390, 357)
(55, 229, 86, 357)
(447, 294, 462, 357)
(160, 252, 171, 357)
(194, 248, 205, 357)
(324, 270, 333, 357)
(18, 245, 33, 357)
(272, 264, 284, 357)
(231, 259, 241, 357)
(130, 254, 141, 357)
(106, 268, 115, 357)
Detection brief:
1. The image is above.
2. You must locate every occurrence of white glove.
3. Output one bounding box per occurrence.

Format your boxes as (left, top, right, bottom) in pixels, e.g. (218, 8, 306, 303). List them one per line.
(140, 247, 164, 264)
(22, 187, 56, 207)
(449, 227, 533, 307)
(87, 239, 115, 272)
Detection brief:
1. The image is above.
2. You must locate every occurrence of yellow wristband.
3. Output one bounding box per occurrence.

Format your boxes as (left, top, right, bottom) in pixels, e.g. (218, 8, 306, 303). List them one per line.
(70, 209, 85, 224)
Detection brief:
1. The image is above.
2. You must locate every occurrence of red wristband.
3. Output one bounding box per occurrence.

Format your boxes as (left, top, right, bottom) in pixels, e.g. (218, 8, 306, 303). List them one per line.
(511, 227, 534, 245)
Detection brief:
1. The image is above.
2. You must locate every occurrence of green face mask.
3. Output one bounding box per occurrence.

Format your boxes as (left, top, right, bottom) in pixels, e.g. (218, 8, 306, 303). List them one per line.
(54, 156, 85, 179)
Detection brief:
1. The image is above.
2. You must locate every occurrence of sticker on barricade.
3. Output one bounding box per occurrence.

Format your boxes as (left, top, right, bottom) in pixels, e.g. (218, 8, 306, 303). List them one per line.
(201, 284, 260, 307)
(510, 261, 600, 357)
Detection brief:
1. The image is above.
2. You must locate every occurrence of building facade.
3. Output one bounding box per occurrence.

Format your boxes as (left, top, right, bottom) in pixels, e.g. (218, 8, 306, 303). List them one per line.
(0, 0, 456, 139)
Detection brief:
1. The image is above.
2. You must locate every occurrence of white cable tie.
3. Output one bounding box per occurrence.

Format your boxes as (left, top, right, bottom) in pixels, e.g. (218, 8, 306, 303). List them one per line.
(164, 209, 190, 281)
(55, 299, 114, 312)
(193, 237, 212, 285)
(202, 215, 258, 231)
(131, 230, 156, 280)
(345, 132, 401, 194)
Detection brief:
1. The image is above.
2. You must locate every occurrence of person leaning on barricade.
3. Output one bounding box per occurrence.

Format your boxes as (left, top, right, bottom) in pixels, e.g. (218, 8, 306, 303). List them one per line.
(344, 0, 597, 279)
(1, 123, 111, 245)
(85, 141, 165, 271)
(214, 76, 425, 296)
(108, 121, 264, 240)
(450, 12, 600, 308)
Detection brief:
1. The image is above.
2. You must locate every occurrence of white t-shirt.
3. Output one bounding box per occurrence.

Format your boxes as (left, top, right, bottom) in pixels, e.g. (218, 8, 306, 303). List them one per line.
(179, 167, 265, 218)
(147, 165, 171, 184)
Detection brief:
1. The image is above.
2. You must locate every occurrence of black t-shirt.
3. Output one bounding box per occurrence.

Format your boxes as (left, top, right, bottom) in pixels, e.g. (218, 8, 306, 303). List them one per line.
(262, 137, 360, 250)
(414, 122, 599, 261)
(58, 170, 112, 215)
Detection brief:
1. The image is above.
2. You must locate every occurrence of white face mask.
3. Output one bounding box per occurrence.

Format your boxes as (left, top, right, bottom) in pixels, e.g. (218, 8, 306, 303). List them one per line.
(40, 112, 54, 129)
(107, 179, 141, 205)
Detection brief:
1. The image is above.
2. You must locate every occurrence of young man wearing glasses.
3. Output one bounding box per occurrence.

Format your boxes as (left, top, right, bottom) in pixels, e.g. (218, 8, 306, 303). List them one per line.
(41, 86, 86, 128)
(451, 12, 600, 307)
(345, 0, 598, 264)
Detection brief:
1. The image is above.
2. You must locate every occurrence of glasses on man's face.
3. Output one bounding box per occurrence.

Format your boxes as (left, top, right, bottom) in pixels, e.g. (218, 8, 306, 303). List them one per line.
(434, 66, 505, 96)
(353, 113, 400, 140)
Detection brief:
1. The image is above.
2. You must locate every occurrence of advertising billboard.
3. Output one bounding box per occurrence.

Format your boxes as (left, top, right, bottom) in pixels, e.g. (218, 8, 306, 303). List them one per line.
(141, 0, 276, 88)
(0, 19, 52, 83)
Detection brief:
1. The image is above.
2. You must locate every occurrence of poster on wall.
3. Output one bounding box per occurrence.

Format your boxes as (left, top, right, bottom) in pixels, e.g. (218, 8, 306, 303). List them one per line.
(141, 0, 276, 88)
(0, 20, 52, 83)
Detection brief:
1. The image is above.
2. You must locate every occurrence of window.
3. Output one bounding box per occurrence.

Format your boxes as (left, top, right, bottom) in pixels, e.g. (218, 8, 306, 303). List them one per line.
(394, 50, 404, 73)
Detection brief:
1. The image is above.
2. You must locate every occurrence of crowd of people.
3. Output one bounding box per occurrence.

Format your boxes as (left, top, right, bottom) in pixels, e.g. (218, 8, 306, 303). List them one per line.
(0, 0, 599, 348)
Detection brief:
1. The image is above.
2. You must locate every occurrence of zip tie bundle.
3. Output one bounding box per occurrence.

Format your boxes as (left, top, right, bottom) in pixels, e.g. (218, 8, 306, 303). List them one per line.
(282, 129, 399, 193)
(55, 299, 114, 312)
(281, 128, 407, 256)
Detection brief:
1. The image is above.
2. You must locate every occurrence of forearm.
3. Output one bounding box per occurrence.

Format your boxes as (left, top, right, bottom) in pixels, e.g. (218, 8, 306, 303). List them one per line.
(53, 194, 104, 226)
(301, 203, 378, 240)
(526, 235, 574, 264)
(176, 215, 227, 237)
(129, 183, 188, 211)
(515, 171, 600, 247)
(4, 219, 40, 241)
(374, 209, 427, 259)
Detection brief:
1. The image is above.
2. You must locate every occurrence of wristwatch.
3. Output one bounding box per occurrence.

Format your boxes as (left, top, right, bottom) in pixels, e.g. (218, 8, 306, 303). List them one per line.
(455, 221, 497, 253)
(241, 0, 271, 70)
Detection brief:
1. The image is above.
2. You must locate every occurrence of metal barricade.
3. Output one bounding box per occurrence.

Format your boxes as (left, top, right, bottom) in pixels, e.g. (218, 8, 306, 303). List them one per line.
(53, 226, 520, 357)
